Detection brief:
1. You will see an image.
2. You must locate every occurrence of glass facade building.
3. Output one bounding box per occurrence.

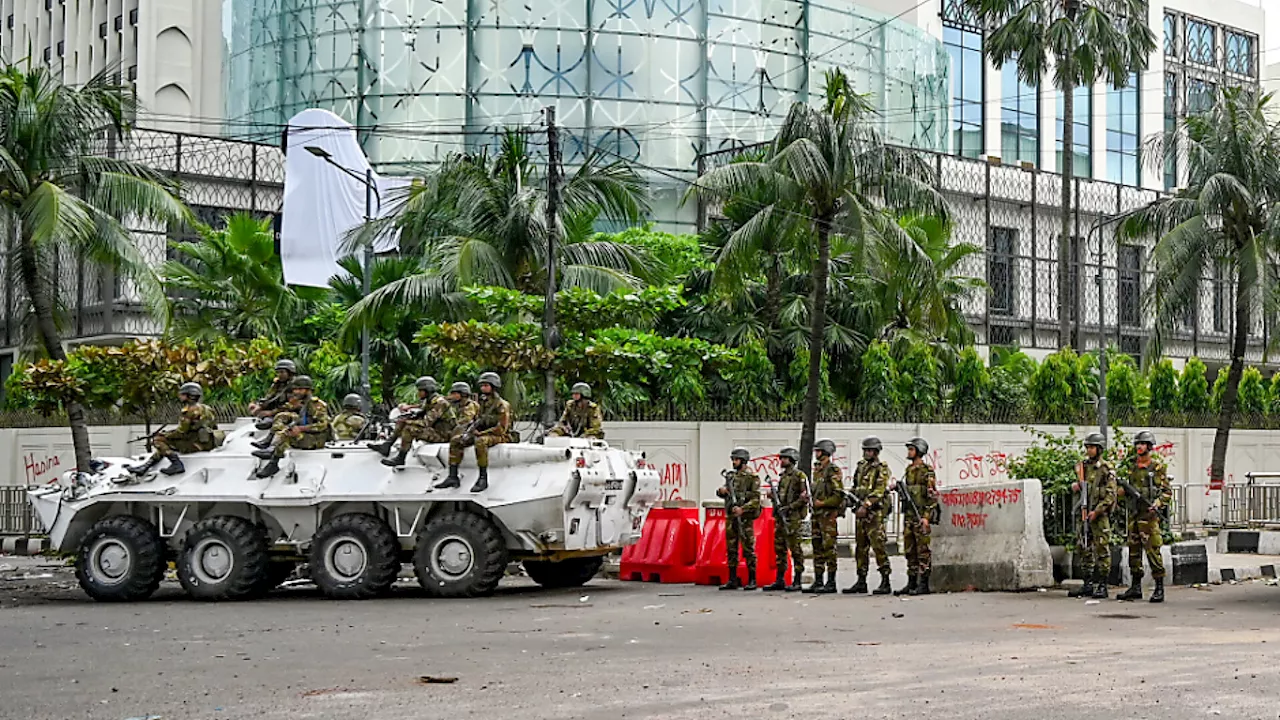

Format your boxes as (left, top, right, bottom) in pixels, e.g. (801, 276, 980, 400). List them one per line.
(223, 0, 949, 229)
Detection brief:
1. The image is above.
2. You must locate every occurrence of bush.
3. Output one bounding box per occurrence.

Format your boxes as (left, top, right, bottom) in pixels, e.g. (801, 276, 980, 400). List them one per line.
(1029, 348, 1091, 423)
(1238, 366, 1268, 415)
(1147, 359, 1179, 413)
(858, 340, 898, 413)
(1105, 352, 1144, 413)
(895, 342, 941, 418)
(990, 347, 1035, 417)
(949, 347, 991, 419)
(1211, 368, 1229, 412)
(590, 225, 706, 285)
(1270, 372, 1280, 415)
(1179, 357, 1210, 413)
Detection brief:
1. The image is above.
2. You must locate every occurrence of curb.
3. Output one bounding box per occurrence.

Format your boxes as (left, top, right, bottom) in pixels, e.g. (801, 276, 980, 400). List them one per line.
(0, 536, 51, 556)
(1213, 564, 1276, 584)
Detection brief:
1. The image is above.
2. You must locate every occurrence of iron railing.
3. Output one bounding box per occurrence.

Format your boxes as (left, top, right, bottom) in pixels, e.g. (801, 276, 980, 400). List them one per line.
(0, 486, 42, 536)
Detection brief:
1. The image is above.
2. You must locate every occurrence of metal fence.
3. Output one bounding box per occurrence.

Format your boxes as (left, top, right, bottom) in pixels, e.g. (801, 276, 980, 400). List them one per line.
(1222, 483, 1280, 527)
(0, 487, 42, 536)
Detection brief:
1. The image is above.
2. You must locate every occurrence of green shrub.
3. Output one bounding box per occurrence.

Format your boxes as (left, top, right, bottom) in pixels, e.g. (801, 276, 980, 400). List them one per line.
(949, 347, 991, 419)
(1029, 348, 1090, 423)
(858, 340, 899, 413)
(1179, 357, 1210, 413)
(1211, 368, 1229, 412)
(1147, 358, 1179, 413)
(1105, 352, 1144, 413)
(1237, 366, 1268, 415)
(896, 342, 941, 418)
(989, 347, 1035, 417)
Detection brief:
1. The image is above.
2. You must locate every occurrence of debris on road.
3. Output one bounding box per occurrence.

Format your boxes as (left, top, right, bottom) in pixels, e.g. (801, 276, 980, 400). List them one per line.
(642, 604, 665, 610)
(855, 641, 880, 646)
(1085, 600, 1101, 605)
(1012, 624, 1058, 630)
(418, 676, 459, 685)
(891, 613, 905, 619)
(579, 595, 590, 603)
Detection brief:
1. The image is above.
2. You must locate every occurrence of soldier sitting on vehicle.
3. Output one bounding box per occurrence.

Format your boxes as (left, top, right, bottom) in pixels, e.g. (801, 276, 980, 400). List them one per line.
(252, 376, 330, 478)
(369, 376, 456, 468)
(250, 359, 297, 427)
(448, 382, 480, 435)
(129, 382, 222, 476)
(548, 382, 604, 439)
(330, 394, 368, 442)
(437, 372, 510, 493)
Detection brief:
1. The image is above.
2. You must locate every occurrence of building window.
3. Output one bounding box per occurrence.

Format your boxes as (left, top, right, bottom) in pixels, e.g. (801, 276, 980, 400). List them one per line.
(1001, 63, 1038, 166)
(988, 227, 1017, 316)
(1188, 78, 1217, 115)
(1225, 31, 1254, 77)
(1164, 72, 1179, 190)
(1118, 245, 1142, 327)
(1187, 20, 1215, 65)
(1107, 73, 1140, 186)
(944, 23, 984, 159)
(1163, 13, 1178, 57)
(1212, 263, 1227, 332)
(1056, 85, 1092, 178)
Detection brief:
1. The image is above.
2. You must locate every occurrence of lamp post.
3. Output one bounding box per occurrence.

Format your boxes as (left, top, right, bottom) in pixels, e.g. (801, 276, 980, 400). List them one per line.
(305, 145, 377, 409)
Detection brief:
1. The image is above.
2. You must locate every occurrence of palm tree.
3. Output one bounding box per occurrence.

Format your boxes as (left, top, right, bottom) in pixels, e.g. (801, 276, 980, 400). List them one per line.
(1123, 88, 1280, 489)
(0, 64, 189, 471)
(964, 0, 1156, 347)
(690, 70, 946, 474)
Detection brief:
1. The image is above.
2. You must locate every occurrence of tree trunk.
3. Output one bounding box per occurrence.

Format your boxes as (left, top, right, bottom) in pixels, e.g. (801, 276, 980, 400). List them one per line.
(1209, 270, 1250, 485)
(16, 227, 93, 473)
(763, 261, 782, 344)
(1058, 83, 1076, 349)
(799, 221, 831, 478)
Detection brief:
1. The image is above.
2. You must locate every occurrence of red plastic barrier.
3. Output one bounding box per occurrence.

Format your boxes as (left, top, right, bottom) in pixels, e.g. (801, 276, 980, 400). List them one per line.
(620, 506, 701, 583)
(693, 505, 792, 586)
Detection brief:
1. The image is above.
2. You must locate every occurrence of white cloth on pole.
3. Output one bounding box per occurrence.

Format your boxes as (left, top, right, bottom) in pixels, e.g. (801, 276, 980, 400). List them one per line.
(280, 108, 408, 288)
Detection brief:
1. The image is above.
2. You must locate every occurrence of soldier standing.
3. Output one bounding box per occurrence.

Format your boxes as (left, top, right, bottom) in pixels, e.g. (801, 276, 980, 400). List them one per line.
(1068, 432, 1118, 599)
(844, 436, 892, 596)
(252, 376, 330, 478)
(371, 377, 456, 467)
(438, 372, 511, 493)
(330, 394, 368, 441)
(128, 382, 220, 476)
(895, 437, 939, 596)
(548, 382, 605, 439)
(1116, 430, 1172, 603)
(804, 438, 842, 594)
(716, 447, 761, 590)
(763, 446, 809, 592)
(249, 359, 297, 423)
(447, 382, 480, 435)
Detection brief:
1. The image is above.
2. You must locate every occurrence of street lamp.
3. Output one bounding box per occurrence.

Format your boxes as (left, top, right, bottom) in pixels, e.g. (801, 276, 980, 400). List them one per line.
(305, 145, 377, 409)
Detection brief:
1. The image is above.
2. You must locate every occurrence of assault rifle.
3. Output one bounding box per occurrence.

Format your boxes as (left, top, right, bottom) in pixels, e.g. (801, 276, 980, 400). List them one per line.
(1074, 461, 1090, 555)
(1118, 475, 1168, 521)
(767, 476, 787, 525)
(894, 478, 923, 521)
(126, 424, 168, 445)
(841, 487, 870, 513)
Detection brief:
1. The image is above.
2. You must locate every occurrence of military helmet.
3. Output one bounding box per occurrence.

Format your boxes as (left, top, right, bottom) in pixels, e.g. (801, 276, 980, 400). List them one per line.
(178, 382, 203, 399)
(730, 447, 750, 462)
(275, 359, 296, 373)
(415, 376, 438, 393)
(814, 438, 836, 456)
(342, 393, 363, 410)
(1084, 432, 1106, 448)
(571, 382, 591, 399)
(450, 381, 471, 396)
(779, 446, 801, 462)
(1134, 430, 1156, 446)
(906, 437, 929, 455)
(291, 375, 314, 390)
(477, 371, 502, 390)
(862, 436, 883, 451)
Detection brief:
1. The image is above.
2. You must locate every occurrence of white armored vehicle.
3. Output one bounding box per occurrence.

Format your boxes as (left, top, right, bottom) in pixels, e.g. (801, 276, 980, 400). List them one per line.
(28, 421, 659, 602)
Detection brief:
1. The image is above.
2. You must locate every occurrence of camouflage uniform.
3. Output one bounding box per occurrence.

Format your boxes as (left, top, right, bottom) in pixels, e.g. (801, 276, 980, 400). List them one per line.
(448, 393, 511, 468)
(400, 393, 456, 445)
(850, 458, 892, 578)
(151, 403, 220, 458)
(270, 397, 331, 454)
(330, 411, 367, 441)
(451, 398, 480, 436)
(254, 377, 292, 416)
(1079, 457, 1118, 581)
(549, 400, 605, 439)
(723, 467, 762, 568)
(809, 462, 843, 576)
(1121, 456, 1172, 580)
(901, 462, 939, 576)
(771, 466, 809, 578)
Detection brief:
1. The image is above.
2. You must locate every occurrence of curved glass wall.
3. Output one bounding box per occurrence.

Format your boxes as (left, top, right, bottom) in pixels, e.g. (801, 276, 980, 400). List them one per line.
(224, 0, 949, 229)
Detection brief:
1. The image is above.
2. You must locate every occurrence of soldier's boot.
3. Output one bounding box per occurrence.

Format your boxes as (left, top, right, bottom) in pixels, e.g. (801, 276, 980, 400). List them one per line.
(1117, 574, 1144, 601)
(842, 573, 868, 595)
(1091, 572, 1109, 599)
(786, 565, 805, 592)
(254, 418, 274, 431)
(802, 569, 824, 593)
(127, 455, 160, 476)
(872, 571, 893, 595)
(1067, 577, 1095, 598)
(819, 572, 837, 594)
(251, 437, 273, 450)
(159, 455, 186, 476)
(1149, 578, 1165, 604)
(719, 571, 742, 591)
(251, 448, 276, 460)
(255, 457, 281, 479)
(763, 564, 787, 591)
(470, 467, 489, 493)
(434, 465, 461, 489)
(894, 574, 917, 596)
(913, 571, 932, 595)
(366, 438, 395, 457)
(742, 566, 757, 591)
(381, 446, 410, 468)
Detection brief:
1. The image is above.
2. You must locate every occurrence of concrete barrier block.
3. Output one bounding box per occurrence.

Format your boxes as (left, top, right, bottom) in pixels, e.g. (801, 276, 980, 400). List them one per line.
(1171, 542, 1209, 586)
(931, 479, 1054, 592)
(1216, 529, 1280, 555)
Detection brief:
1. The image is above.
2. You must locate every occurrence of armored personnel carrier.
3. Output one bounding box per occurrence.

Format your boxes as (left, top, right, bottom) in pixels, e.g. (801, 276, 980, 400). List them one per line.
(27, 421, 659, 602)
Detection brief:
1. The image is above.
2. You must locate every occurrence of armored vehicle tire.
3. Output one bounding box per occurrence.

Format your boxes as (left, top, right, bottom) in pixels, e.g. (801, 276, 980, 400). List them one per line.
(309, 513, 400, 599)
(75, 515, 167, 602)
(523, 556, 605, 589)
(413, 510, 507, 598)
(177, 516, 270, 601)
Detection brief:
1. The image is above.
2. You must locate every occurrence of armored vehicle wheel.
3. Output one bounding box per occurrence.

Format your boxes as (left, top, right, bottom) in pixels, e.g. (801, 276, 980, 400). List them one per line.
(309, 513, 400, 599)
(414, 510, 507, 598)
(523, 556, 605, 589)
(177, 516, 269, 601)
(75, 516, 167, 602)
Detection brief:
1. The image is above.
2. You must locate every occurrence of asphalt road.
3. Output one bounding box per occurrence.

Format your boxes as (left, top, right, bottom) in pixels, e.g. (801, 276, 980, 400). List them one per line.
(1, 560, 1278, 720)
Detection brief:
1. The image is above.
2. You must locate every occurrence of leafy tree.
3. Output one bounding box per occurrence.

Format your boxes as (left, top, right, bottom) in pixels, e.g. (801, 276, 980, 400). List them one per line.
(1179, 357, 1211, 413)
(1105, 352, 1144, 415)
(1268, 372, 1280, 415)
(591, 224, 706, 286)
(0, 64, 190, 471)
(1237, 366, 1268, 415)
(858, 340, 899, 414)
(1146, 358, 1179, 414)
(989, 347, 1036, 418)
(1029, 347, 1093, 423)
(1210, 368, 1229, 413)
(895, 341, 942, 419)
(966, 0, 1156, 347)
(950, 347, 992, 420)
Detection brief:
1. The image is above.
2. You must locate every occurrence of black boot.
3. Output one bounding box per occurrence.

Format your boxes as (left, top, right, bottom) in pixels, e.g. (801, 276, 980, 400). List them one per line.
(819, 572, 837, 594)
(255, 457, 281, 478)
(843, 573, 868, 595)
(763, 562, 787, 591)
(803, 569, 824, 593)
(1091, 572, 1109, 599)
(251, 448, 275, 460)
(254, 418, 274, 430)
(434, 465, 461, 489)
(1117, 574, 1143, 601)
(381, 447, 409, 468)
(913, 571, 932, 595)
(786, 565, 805, 592)
(127, 455, 160, 476)
(470, 467, 489, 493)
(719, 568, 742, 590)
(367, 438, 395, 457)
(1068, 574, 1094, 598)
(1149, 577, 1165, 604)
(159, 455, 186, 476)
(251, 437, 273, 450)
(742, 566, 757, 591)
(872, 572, 892, 595)
(894, 574, 917, 596)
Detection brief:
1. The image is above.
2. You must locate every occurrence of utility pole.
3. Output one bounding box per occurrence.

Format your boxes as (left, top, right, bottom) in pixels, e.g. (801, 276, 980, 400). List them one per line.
(542, 106, 562, 429)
